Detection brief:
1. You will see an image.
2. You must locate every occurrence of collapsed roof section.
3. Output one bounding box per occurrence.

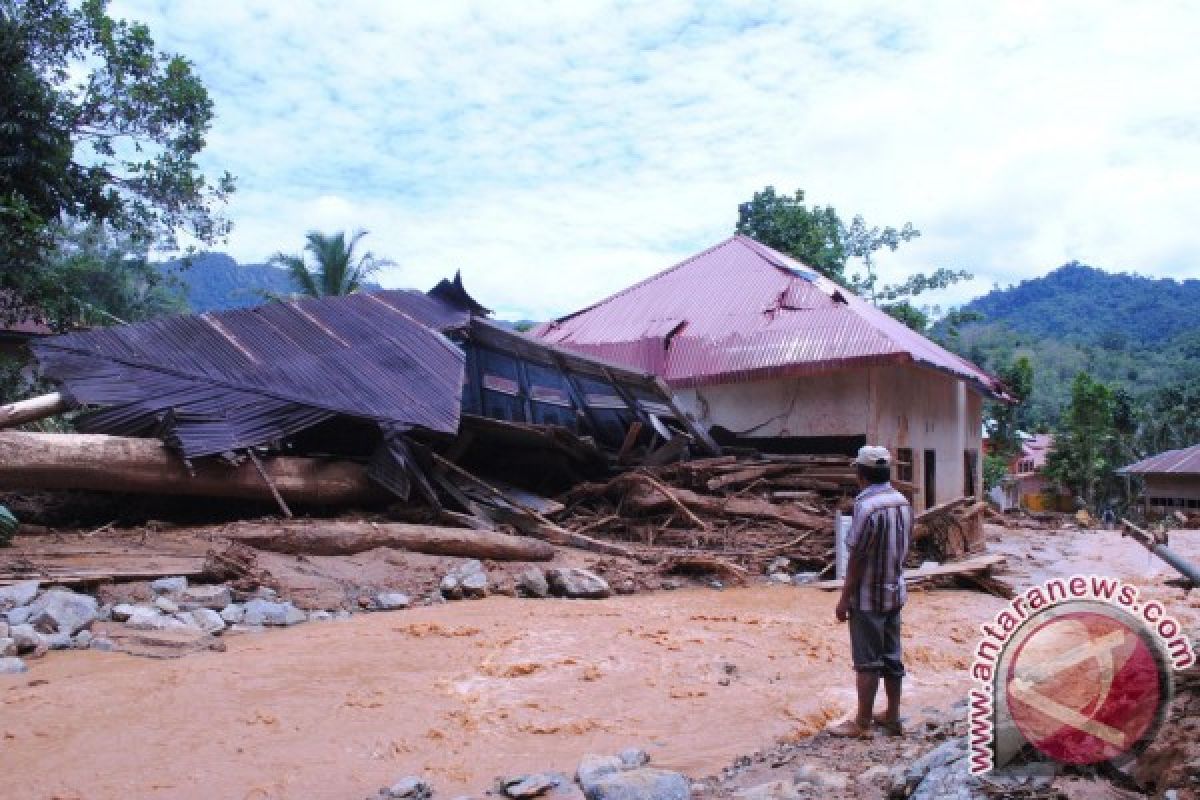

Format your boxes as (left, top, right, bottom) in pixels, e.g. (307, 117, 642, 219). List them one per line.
(30, 278, 707, 503)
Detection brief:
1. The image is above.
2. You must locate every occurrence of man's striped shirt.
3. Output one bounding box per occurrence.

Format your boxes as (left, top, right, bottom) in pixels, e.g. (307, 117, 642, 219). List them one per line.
(845, 482, 913, 613)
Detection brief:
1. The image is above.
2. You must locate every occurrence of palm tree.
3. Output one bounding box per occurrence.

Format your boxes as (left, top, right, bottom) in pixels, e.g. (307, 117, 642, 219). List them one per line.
(269, 230, 391, 297)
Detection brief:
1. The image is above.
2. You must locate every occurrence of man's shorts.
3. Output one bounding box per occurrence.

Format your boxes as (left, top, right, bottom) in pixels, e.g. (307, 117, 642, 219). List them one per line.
(848, 607, 904, 677)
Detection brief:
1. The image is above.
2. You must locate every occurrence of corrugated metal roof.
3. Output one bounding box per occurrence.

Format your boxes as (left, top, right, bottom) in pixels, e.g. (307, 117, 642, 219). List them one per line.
(533, 235, 1009, 399)
(1119, 444, 1200, 476)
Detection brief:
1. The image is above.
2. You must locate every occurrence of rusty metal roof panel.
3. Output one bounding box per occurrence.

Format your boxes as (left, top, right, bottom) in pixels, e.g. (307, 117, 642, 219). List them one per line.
(534, 235, 1008, 399)
(1119, 444, 1200, 475)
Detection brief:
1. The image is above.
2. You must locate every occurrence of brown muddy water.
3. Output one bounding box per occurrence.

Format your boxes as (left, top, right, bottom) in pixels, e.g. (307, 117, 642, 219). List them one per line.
(3, 527, 1198, 800)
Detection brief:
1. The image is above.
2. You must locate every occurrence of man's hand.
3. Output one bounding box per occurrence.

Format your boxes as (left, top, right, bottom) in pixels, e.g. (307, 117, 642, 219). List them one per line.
(835, 596, 850, 622)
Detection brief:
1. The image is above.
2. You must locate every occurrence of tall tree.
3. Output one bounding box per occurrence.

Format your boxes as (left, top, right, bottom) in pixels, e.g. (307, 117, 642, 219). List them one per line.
(989, 356, 1035, 457)
(0, 0, 234, 328)
(270, 230, 391, 298)
(1045, 372, 1119, 509)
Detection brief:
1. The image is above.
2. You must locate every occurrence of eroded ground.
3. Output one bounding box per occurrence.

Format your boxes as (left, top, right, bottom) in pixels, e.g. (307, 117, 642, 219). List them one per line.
(2, 523, 1198, 800)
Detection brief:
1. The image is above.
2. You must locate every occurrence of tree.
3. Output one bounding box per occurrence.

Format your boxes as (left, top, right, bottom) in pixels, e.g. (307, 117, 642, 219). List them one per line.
(735, 187, 846, 282)
(270, 230, 391, 298)
(989, 356, 1035, 458)
(735, 186, 971, 332)
(0, 0, 234, 328)
(1045, 372, 1118, 509)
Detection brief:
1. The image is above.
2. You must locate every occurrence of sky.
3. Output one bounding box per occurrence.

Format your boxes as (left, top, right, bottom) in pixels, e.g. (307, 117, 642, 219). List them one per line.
(112, 0, 1200, 320)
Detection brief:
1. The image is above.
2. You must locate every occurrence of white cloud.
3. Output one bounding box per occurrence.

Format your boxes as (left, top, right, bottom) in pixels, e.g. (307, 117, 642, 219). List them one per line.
(111, 0, 1200, 319)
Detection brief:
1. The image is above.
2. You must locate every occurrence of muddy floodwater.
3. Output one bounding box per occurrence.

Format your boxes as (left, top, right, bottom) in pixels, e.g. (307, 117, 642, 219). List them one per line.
(3, 527, 1198, 800)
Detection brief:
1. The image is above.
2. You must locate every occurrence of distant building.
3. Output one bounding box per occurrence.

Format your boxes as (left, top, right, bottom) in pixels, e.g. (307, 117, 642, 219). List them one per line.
(1118, 444, 1200, 515)
(992, 433, 1072, 511)
(534, 235, 1011, 512)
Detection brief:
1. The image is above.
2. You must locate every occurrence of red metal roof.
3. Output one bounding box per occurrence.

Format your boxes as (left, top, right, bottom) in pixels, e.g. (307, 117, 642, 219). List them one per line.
(1119, 444, 1200, 476)
(533, 235, 1009, 399)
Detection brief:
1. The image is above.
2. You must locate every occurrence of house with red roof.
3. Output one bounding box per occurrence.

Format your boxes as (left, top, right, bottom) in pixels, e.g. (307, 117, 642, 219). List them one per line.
(1119, 443, 1200, 517)
(534, 235, 1011, 512)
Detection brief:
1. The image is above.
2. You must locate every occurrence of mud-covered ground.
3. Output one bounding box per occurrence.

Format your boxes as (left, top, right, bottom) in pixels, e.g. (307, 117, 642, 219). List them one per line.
(1, 523, 1198, 800)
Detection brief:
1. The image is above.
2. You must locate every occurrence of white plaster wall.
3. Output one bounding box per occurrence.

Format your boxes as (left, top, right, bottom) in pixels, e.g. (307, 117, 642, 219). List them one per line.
(676, 364, 985, 513)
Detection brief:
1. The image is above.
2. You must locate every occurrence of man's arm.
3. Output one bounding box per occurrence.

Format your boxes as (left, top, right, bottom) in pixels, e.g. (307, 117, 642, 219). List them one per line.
(836, 546, 867, 622)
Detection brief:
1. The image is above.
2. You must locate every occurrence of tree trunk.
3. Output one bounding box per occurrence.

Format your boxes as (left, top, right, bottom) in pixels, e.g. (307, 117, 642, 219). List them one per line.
(0, 392, 68, 429)
(222, 520, 555, 561)
(0, 431, 387, 506)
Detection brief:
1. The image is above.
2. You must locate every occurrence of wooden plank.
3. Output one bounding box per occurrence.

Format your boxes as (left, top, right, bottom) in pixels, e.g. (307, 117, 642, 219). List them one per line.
(804, 553, 1006, 591)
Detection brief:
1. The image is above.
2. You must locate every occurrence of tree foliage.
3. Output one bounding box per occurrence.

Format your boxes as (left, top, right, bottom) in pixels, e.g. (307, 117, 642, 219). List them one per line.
(988, 356, 1035, 458)
(735, 186, 971, 332)
(0, 0, 234, 327)
(270, 230, 392, 298)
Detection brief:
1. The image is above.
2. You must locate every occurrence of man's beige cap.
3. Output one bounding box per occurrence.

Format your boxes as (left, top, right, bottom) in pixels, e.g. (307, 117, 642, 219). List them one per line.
(854, 445, 892, 467)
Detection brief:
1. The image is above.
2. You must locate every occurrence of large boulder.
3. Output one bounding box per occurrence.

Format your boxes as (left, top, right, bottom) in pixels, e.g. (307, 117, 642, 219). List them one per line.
(177, 608, 226, 634)
(547, 568, 612, 599)
(243, 599, 305, 626)
(516, 568, 550, 598)
(28, 590, 98, 635)
(0, 580, 39, 611)
(9, 623, 41, 654)
(577, 755, 625, 793)
(441, 560, 489, 600)
(374, 592, 411, 611)
(125, 606, 194, 632)
(583, 769, 688, 800)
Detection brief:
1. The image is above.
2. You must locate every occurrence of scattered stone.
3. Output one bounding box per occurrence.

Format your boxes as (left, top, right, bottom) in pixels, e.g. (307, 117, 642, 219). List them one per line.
(502, 772, 566, 798)
(125, 607, 190, 632)
(791, 573, 819, 585)
(243, 599, 306, 626)
(72, 630, 93, 649)
(517, 568, 550, 598)
(439, 574, 464, 600)
(29, 589, 99, 635)
(0, 637, 14, 657)
(90, 637, 116, 652)
(374, 592, 411, 611)
(4, 606, 31, 626)
(10, 623, 41, 654)
(460, 571, 488, 598)
(766, 556, 791, 575)
(96, 603, 113, 621)
(252, 587, 278, 600)
(178, 608, 226, 634)
(0, 656, 27, 674)
(583, 768, 689, 800)
(151, 576, 188, 596)
(547, 568, 612, 599)
(180, 585, 233, 610)
(792, 765, 848, 791)
(379, 775, 432, 800)
(154, 596, 180, 614)
(708, 580, 724, 590)
(42, 632, 72, 650)
(219, 604, 245, 624)
(0, 580, 39, 610)
(228, 623, 266, 634)
(308, 610, 333, 622)
(903, 739, 980, 800)
(767, 573, 792, 585)
(441, 560, 488, 600)
(615, 580, 637, 595)
(110, 603, 137, 622)
(619, 749, 650, 769)
(577, 755, 625, 792)
(333, 610, 353, 621)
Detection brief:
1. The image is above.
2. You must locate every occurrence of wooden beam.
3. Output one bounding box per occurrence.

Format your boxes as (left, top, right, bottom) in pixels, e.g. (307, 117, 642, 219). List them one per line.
(0, 392, 68, 429)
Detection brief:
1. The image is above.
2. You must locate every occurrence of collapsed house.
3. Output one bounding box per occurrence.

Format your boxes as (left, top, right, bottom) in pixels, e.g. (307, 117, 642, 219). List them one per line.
(1, 275, 709, 511)
(534, 235, 1012, 515)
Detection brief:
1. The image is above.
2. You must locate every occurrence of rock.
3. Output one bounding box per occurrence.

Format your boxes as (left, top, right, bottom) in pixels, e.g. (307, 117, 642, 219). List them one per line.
(792, 765, 848, 791)
(0, 656, 27, 674)
(459, 571, 488, 598)
(4, 606, 31, 626)
(439, 573, 464, 600)
(374, 592, 411, 611)
(219, 604, 245, 624)
(0, 580, 39, 610)
(791, 573, 819, 585)
(333, 610, 353, 621)
(42, 631, 72, 650)
(228, 623, 266, 634)
(73, 630, 93, 649)
(111, 603, 138, 622)
(767, 573, 792, 585)
(441, 560, 488, 600)
(243, 599, 305, 626)
(28, 589, 98, 635)
(0, 637, 14, 657)
(154, 596, 180, 614)
(502, 772, 566, 798)
(178, 608, 225, 634)
(380, 776, 432, 800)
(547, 568, 612, 599)
(767, 556, 791, 575)
(96, 603, 113, 621)
(577, 755, 625, 793)
(125, 607, 190, 631)
(583, 768, 689, 800)
(518, 568, 549, 599)
(90, 637, 116, 652)
(659, 579, 682, 591)
(619, 749, 650, 769)
(180, 585, 233, 610)
(308, 610, 333, 622)
(151, 576, 187, 595)
(10, 623, 41, 654)
(615, 580, 637, 595)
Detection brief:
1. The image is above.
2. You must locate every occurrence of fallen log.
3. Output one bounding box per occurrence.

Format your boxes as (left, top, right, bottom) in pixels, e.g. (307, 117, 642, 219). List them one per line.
(0, 392, 68, 429)
(662, 554, 750, 585)
(0, 431, 386, 505)
(622, 481, 828, 530)
(223, 520, 555, 561)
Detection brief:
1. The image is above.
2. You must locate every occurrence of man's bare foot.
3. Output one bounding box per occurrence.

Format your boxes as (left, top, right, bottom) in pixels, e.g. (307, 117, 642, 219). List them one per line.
(872, 711, 903, 737)
(827, 719, 872, 738)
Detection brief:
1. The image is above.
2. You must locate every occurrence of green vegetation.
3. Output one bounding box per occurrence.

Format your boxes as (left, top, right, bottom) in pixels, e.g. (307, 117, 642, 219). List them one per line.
(269, 230, 392, 298)
(0, 0, 234, 330)
(735, 186, 971, 331)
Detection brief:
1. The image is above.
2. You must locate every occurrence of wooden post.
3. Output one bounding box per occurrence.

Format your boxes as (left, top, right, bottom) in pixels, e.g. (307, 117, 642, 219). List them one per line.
(0, 392, 68, 429)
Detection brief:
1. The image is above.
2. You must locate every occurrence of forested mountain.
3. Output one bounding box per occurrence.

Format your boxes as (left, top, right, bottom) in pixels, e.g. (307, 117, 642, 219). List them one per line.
(161, 253, 380, 312)
(942, 263, 1200, 425)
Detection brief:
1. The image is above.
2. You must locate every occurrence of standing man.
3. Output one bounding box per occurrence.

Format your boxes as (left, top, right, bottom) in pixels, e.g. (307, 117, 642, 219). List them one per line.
(830, 445, 913, 738)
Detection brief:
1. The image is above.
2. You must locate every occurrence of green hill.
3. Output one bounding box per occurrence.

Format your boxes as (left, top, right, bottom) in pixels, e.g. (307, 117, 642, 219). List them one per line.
(942, 262, 1200, 424)
(161, 253, 380, 313)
